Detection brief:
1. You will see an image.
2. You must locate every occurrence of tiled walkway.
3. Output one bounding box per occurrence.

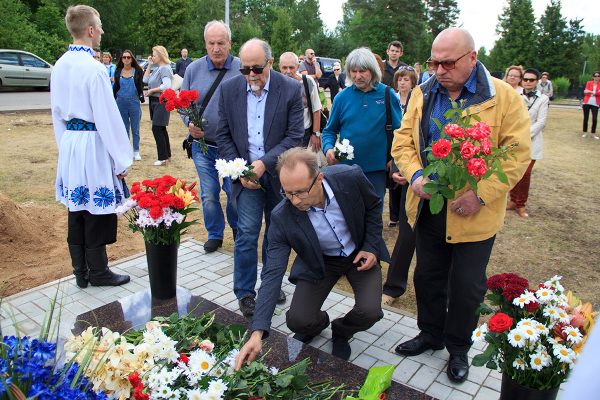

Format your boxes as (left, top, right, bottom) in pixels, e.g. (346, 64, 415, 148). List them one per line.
(0, 239, 503, 400)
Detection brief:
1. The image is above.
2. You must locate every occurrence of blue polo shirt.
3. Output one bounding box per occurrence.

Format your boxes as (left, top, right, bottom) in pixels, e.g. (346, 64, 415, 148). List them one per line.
(322, 82, 402, 173)
(412, 66, 478, 183)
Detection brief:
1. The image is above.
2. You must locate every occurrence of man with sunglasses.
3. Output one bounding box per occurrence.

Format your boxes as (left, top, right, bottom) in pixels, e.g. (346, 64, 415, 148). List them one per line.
(235, 148, 388, 365)
(181, 20, 240, 254)
(215, 38, 304, 318)
(392, 28, 531, 383)
(299, 48, 322, 85)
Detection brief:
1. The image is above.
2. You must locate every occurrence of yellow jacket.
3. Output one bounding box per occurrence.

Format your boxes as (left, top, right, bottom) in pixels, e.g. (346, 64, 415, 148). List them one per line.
(391, 67, 531, 243)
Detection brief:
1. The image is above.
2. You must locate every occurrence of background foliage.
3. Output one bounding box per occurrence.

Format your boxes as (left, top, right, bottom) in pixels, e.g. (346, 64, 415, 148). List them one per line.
(1, 0, 598, 91)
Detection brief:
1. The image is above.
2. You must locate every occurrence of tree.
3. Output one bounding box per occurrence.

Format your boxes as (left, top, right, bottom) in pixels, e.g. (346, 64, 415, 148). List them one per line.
(492, 0, 537, 70)
(140, 0, 191, 57)
(424, 0, 460, 38)
(271, 7, 294, 59)
(581, 34, 600, 79)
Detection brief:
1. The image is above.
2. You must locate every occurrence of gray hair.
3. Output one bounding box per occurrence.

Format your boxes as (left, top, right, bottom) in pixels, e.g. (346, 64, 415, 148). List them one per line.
(277, 148, 320, 178)
(204, 20, 231, 42)
(280, 51, 299, 64)
(345, 47, 382, 88)
(240, 38, 272, 64)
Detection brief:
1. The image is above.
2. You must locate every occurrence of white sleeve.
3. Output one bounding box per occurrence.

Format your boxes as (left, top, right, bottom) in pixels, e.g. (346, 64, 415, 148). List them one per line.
(309, 78, 322, 112)
(530, 96, 548, 138)
(89, 71, 133, 175)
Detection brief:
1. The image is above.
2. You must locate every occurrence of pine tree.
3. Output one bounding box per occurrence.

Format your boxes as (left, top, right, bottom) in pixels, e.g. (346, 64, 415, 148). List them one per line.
(492, 0, 537, 69)
(424, 0, 460, 38)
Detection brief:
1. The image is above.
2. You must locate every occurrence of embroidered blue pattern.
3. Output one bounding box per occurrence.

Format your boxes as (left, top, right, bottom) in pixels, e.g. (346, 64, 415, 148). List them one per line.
(93, 186, 115, 208)
(114, 186, 122, 204)
(67, 45, 95, 57)
(66, 118, 97, 131)
(70, 186, 90, 205)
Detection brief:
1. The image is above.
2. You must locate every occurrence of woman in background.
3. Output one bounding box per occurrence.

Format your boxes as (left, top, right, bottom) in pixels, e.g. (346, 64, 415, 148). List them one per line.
(143, 45, 173, 166)
(102, 52, 116, 85)
(503, 65, 524, 94)
(114, 49, 144, 161)
(581, 71, 600, 139)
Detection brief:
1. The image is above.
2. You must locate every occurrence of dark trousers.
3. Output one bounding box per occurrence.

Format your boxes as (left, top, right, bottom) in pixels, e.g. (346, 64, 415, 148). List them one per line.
(583, 104, 599, 133)
(67, 210, 117, 247)
(152, 125, 171, 161)
(383, 184, 416, 297)
(414, 202, 495, 354)
(388, 184, 402, 222)
(510, 160, 536, 208)
(286, 253, 383, 339)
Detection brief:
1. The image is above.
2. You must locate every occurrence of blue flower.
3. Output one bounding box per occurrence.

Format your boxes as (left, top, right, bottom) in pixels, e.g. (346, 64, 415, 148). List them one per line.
(93, 186, 115, 208)
(70, 186, 90, 206)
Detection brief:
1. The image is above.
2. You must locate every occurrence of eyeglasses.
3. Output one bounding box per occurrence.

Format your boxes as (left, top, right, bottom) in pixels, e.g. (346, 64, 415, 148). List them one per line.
(333, 68, 340, 71)
(522, 78, 537, 82)
(594, 75, 600, 78)
(239, 62, 269, 75)
(309, 52, 315, 55)
(399, 66, 415, 72)
(427, 51, 472, 71)
(280, 175, 318, 200)
(507, 75, 522, 79)
(122, 55, 132, 59)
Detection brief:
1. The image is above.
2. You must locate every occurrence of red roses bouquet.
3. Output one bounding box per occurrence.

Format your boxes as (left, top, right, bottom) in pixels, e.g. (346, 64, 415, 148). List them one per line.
(160, 88, 208, 154)
(115, 175, 199, 245)
(471, 273, 597, 391)
(423, 100, 517, 214)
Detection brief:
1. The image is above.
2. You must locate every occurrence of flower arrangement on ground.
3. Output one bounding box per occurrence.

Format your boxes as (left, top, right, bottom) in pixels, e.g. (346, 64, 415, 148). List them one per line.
(115, 176, 198, 245)
(334, 139, 354, 161)
(422, 100, 517, 214)
(472, 273, 597, 390)
(159, 88, 208, 154)
(65, 312, 343, 400)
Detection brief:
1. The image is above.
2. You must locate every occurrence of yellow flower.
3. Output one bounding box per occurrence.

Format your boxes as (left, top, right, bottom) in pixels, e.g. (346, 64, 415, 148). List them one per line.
(176, 188, 195, 207)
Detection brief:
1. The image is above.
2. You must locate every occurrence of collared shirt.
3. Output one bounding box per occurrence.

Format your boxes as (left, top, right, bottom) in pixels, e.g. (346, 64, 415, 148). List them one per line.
(246, 74, 270, 162)
(207, 54, 233, 71)
(307, 179, 356, 257)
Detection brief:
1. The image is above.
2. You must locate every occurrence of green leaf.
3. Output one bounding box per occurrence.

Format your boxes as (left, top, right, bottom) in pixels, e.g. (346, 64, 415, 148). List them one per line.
(429, 193, 444, 214)
(466, 175, 478, 193)
(475, 302, 494, 315)
(432, 118, 443, 131)
(472, 344, 496, 367)
(439, 187, 455, 199)
(422, 181, 439, 195)
(437, 162, 446, 177)
(275, 374, 294, 388)
(423, 164, 436, 177)
(486, 359, 498, 370)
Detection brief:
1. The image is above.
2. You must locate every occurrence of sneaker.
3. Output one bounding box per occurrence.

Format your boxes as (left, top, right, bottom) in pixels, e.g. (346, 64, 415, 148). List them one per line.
(153, 160, 167, 166)
(582, 133, 588, 138)
(388, 221, 398, 227)
(238, 296, 255, 317)
(134, 152, 141, 161)
(593, 134, 599, 140)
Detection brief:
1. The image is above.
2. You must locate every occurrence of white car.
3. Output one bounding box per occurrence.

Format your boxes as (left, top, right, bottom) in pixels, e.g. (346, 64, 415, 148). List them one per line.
(0, 49, 53, 90)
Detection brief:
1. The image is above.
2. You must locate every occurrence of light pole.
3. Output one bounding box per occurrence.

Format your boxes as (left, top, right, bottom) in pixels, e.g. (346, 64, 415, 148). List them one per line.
(225, 0, 230, 26)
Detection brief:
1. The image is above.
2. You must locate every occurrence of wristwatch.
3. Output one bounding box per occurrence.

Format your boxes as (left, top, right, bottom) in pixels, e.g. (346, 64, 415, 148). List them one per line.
(313, 131, 321, 137)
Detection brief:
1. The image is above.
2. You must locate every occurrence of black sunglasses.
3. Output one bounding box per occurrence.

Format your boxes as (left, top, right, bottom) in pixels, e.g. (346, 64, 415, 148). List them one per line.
(594, 75, 600, 78)
(121, 55, 132, 59)
(240, 62, 269, 75)
(427, 51, 471, 71)
(522, 78, 537, 82)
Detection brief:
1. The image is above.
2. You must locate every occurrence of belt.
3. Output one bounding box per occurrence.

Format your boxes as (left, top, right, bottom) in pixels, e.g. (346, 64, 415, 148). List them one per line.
(66, 118, 96, 131)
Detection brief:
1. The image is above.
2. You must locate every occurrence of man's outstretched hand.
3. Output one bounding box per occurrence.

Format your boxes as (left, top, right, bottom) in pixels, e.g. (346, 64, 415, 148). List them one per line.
(235, 330, 263, 370)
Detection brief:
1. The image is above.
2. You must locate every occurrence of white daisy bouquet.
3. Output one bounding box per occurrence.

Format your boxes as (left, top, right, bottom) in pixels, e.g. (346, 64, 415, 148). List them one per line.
(472, 273, 597, 390)
(334, 138, 354, 161)
(66, 312, 343, 399)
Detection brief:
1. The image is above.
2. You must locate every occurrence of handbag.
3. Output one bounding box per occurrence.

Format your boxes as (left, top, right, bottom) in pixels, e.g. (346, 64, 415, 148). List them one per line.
(171, 73, 183, 91)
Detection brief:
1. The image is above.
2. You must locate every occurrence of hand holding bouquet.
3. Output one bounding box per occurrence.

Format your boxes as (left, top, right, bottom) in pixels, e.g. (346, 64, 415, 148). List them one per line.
(215, 158, 263, 189)
(160, 88, 208, 154)
(334, 138, 355, 161)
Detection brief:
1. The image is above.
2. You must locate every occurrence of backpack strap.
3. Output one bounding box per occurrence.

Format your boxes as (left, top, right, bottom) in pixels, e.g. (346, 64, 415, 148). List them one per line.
(302, 75, 314, 132)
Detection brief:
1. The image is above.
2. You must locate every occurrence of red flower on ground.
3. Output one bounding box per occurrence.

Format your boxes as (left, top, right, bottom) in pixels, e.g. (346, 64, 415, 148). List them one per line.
(466, 158, 487, 177)
(502, 283, 527, 302)
(525, 300, 539, 313)
(178, 353, 190, 365)
(431, 138, 452, 158)
(460, 141, 479, 159)
(128, 372, 142, 388)
(444, 123, 465, 139)
(488, 312, 514, 333)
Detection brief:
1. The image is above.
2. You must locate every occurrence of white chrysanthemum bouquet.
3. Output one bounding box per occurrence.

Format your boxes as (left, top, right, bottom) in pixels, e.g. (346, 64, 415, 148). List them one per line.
(334, 138, 354, 161)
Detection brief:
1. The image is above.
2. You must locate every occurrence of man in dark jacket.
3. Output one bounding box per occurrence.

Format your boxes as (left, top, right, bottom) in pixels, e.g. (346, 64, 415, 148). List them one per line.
(382, 40, 407, 86)
(175, 48, 192, 77)
(234, 148, 388, 364)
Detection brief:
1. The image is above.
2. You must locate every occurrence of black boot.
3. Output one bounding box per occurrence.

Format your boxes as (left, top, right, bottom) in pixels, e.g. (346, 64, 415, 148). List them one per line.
(68, 244, 88, 288)
(86, 246, 130, 286)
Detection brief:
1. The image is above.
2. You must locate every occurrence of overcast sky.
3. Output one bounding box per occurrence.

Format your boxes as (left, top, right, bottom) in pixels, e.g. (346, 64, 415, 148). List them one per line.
(319, 0, 600, 51)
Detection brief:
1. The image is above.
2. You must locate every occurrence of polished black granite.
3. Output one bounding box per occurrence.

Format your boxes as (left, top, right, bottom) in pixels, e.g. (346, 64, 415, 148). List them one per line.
(74, 288, 436, 400)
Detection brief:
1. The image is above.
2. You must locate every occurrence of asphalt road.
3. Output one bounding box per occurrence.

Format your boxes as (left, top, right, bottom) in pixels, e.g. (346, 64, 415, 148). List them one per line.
(0, 88, 51, 112)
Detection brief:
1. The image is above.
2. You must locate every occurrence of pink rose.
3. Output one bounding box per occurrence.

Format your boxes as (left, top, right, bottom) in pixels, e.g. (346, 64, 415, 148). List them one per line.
(480, 138, 492, 155)
(444, 124, 465, 139)
(466, 158, 487, 177)
(460, 141, 479, 159)
(431, 138, 452, 158)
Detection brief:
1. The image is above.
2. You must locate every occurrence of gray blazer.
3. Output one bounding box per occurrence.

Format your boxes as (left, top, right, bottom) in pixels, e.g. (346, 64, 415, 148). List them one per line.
(215, 70, 304, 197)
(251, 164, 390, 336)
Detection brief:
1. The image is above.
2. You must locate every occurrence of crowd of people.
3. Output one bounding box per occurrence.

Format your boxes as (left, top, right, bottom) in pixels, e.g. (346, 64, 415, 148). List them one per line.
(51, 4, 598, 388)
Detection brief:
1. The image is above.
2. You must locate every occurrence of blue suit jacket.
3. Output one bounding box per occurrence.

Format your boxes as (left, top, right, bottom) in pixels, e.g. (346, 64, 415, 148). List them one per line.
(251, 164, 390, 336)
(215, 70, 304, 197)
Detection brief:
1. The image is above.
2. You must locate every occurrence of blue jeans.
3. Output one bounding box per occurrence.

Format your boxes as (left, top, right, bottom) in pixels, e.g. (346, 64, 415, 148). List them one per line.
(233, 175, 281, 299)
(192, 142, 237, 239)
(116, 96, 141, 151)
(364, 170, 386, 213)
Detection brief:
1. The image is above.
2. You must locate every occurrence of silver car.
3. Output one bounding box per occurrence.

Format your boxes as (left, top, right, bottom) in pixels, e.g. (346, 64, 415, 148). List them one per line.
(0, 49, 52, 90)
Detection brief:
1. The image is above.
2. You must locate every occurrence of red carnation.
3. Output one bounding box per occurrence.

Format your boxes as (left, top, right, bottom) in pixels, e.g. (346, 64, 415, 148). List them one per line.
(480, 138, 492, 155)
(149, 205, 163, 220)
(128, 372, 142, 388)
(460, 141, 479, 160)
(178, 353, 190, 365)
(488, 312, 513, 333)
(525, 300, 539, 313)
(502, 283, 527, 302)
(466, 158, 487, 177)
(431, 138, 452, 158)
(159, 88, 177, 104)
(444, 123, 465, 139)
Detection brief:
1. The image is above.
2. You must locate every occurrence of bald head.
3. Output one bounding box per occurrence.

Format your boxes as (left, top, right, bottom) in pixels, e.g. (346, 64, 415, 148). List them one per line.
(433, 28, 475, 54)
(240, 38, 272, 64)
(279, 52, 300, 78)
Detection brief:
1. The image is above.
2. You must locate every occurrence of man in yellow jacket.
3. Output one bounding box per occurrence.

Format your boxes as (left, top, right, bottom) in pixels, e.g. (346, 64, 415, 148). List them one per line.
(392, 28, 531, 383)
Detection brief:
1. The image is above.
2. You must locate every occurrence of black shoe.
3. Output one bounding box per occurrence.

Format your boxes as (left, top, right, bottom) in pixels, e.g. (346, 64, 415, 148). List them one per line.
(86, 246, 130, 286)
(395, 334, 444, 356)
(331, 333, 351, 360)
(204, 239, 223, 253)
(238, 296, 255, 317)
(293, 333, 317, 344)
(277, 289, 286, 304)
(447, 353, 469, 383)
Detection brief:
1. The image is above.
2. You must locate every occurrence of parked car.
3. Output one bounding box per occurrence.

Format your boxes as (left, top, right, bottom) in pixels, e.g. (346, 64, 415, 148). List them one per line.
(317, 57, 341, 87)
(0, 49, 53, 90)
(139, 60, 177, 74)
